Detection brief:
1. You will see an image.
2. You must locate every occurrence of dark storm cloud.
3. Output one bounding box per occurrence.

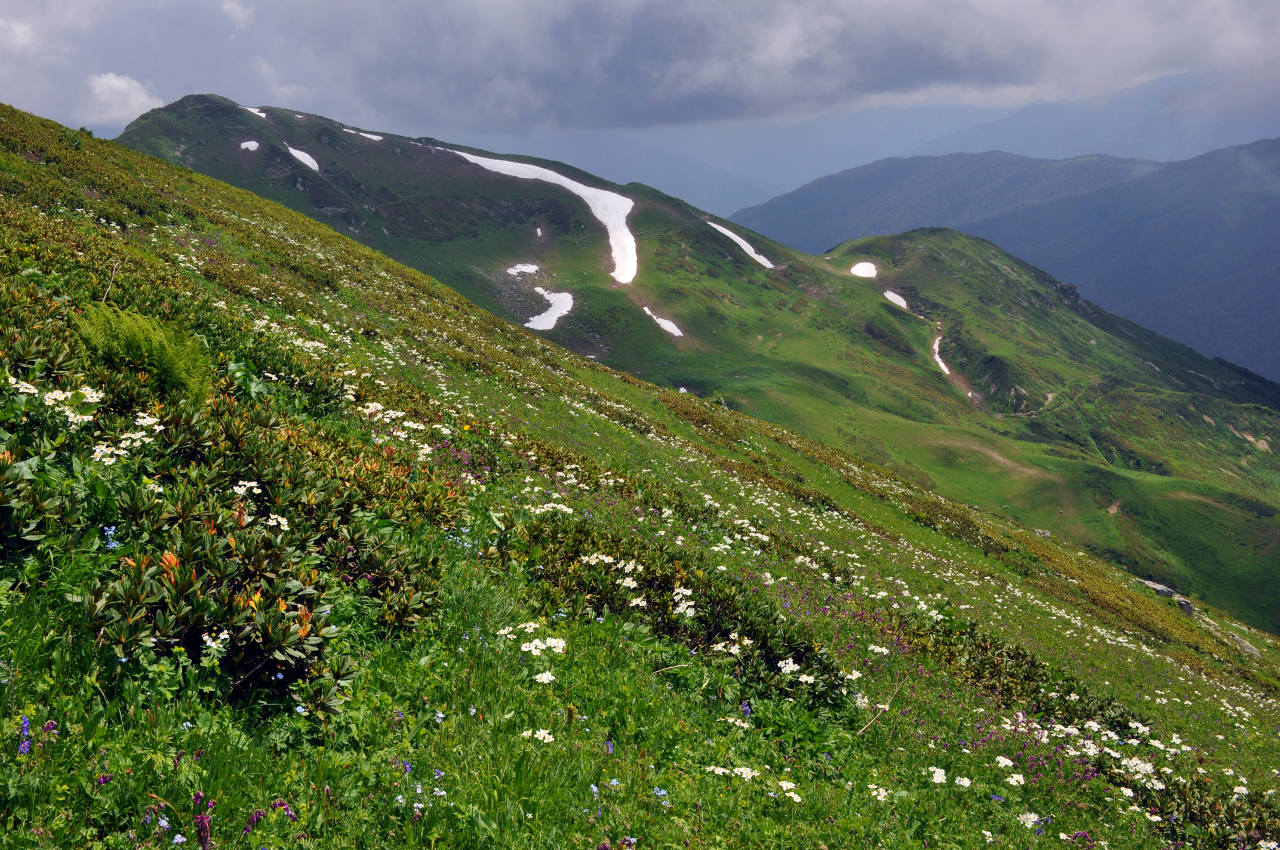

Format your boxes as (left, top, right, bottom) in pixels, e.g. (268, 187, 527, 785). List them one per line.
(1, 0, 1278, 136)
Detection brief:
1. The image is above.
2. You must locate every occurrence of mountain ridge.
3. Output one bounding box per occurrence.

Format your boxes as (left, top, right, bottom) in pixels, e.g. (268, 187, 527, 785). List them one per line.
(116, 95, 1280, 634)
(731, 139, 1280, 382)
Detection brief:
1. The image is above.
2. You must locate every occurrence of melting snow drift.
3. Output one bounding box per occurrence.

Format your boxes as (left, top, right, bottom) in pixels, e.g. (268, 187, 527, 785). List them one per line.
(240, 106, 267, 119)
(287, 147, 319, 172)
(448, 149, 637, 284)
(643, 306, 683, 337)
(706, 221, 773, 269)
(883, 291, 908, 310)
(240, 140, 259, 151)
(507, 264, 539, 276)
(851, 261, 877, 278)
(932, 334, 951, 375)
(525, 287, 573, 331)
(359, 131, 383, 141)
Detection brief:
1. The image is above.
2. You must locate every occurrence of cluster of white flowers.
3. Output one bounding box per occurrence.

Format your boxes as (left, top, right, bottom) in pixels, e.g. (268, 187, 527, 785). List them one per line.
(710, 632, 753, 656)
(91, 410, 164, 465)
(521, 729, 554, 743)
(867, 783, 891, 802)
(927, 767, 946, 784)
(776, 780, 802, 803)
(528, 501, 574, 516)
(778, 657, 800, 675)
(265, 514, 290, 531)
(232, 479, 263, 498)
(719, 715, 751, 730)
(519, 636, 566, 656)
(672, 585, 695, 618)
(533, 671, 556, 684)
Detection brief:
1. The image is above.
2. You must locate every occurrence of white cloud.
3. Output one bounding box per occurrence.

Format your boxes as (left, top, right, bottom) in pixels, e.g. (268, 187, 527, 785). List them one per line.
(0, 19, 36, 52)
(83, 72, 163, 124)
(220, 0, 254, 27)
(254, 58, 304, 102)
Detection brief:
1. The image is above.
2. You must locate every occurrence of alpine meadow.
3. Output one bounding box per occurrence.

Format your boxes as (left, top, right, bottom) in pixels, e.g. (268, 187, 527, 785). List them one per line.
(1, 90, 1279, 850)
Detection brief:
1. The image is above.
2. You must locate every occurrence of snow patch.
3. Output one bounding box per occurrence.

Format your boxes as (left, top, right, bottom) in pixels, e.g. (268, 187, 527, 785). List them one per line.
(932, 334, 951, 375)
(706, 221, 773, 268)
(883, 290, 908, 310)
(536, 227, 543, 237)
(240, 106, 267, 119)
(851, 261, 877, 278)
(525, 287, 573, 330)
(359, 131, 383, 141)
(507, 263, 539, 276)
(341, 127, 357, 134)
(287, 146, 319, 172)
(447, 148, 636, 284)
(240, 140, 259, 151)
(643, 306, 683, 337)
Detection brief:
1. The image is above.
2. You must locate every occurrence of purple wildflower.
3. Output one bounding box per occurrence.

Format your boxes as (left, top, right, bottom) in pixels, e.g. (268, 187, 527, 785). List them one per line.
(194, 813, 212, 849)
(242, 809, 266, 834)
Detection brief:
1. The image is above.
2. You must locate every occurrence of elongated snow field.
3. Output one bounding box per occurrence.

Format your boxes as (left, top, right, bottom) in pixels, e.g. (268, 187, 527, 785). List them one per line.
(287, 146, 319, 172)
(883, 291, 908, 310)
(643, 306, 683, 337)
(933, 334, 951, 375)
(525, 287, 573, 330)
(706, 221, 773, 268)
(448, 149, 637, 284)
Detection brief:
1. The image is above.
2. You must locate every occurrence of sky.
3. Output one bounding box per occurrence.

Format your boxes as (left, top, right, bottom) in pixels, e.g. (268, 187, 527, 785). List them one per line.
(2, 0, 1279, 211)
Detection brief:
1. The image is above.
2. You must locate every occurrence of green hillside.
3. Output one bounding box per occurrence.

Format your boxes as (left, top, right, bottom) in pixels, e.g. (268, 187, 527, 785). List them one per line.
(117, 96, 1280, 635)
(730, 141, 1280, 382)
(3, 101, 1280, 848)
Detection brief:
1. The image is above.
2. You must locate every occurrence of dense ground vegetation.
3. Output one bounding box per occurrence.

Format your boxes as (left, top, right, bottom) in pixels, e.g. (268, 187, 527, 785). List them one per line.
(3, 104, 1280, 847)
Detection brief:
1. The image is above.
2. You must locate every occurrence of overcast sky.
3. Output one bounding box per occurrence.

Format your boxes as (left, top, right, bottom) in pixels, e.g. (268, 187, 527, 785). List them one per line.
(2, 0, 1276, 133)
(2, 1, 1279, 210)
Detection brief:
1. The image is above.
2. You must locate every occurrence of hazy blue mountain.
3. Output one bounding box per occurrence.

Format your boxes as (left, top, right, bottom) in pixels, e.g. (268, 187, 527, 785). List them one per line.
(731, 151, 1161, 253)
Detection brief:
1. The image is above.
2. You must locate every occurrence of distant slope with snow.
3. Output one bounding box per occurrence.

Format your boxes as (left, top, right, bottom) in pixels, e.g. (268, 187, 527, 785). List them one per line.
(735, 140, 1280, 381)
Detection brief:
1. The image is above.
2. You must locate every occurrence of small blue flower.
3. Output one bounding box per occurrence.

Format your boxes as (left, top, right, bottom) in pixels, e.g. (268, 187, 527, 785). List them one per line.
(295, 705, 307, 715)
(653, 787, 668, 797)
(590, 784, 599, 798)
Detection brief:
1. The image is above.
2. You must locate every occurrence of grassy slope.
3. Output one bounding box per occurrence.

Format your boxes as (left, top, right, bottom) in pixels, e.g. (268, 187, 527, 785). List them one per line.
(118, 98, 1280, 635)
(7, 104, 1280, 847)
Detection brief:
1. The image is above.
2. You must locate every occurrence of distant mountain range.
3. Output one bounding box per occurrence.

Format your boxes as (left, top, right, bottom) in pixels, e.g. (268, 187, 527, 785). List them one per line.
(117, 94, 1280, 631)
(732, 139, 1280, 382)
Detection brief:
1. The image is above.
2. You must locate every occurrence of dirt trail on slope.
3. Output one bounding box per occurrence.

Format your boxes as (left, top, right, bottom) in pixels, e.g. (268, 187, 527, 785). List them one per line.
(927, 437, 1060, 480)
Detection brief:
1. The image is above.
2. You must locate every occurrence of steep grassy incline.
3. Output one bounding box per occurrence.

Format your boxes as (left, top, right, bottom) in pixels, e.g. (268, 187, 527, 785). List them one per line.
(5, 102, 1280, 847)
(116, 96, 1280, 635)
